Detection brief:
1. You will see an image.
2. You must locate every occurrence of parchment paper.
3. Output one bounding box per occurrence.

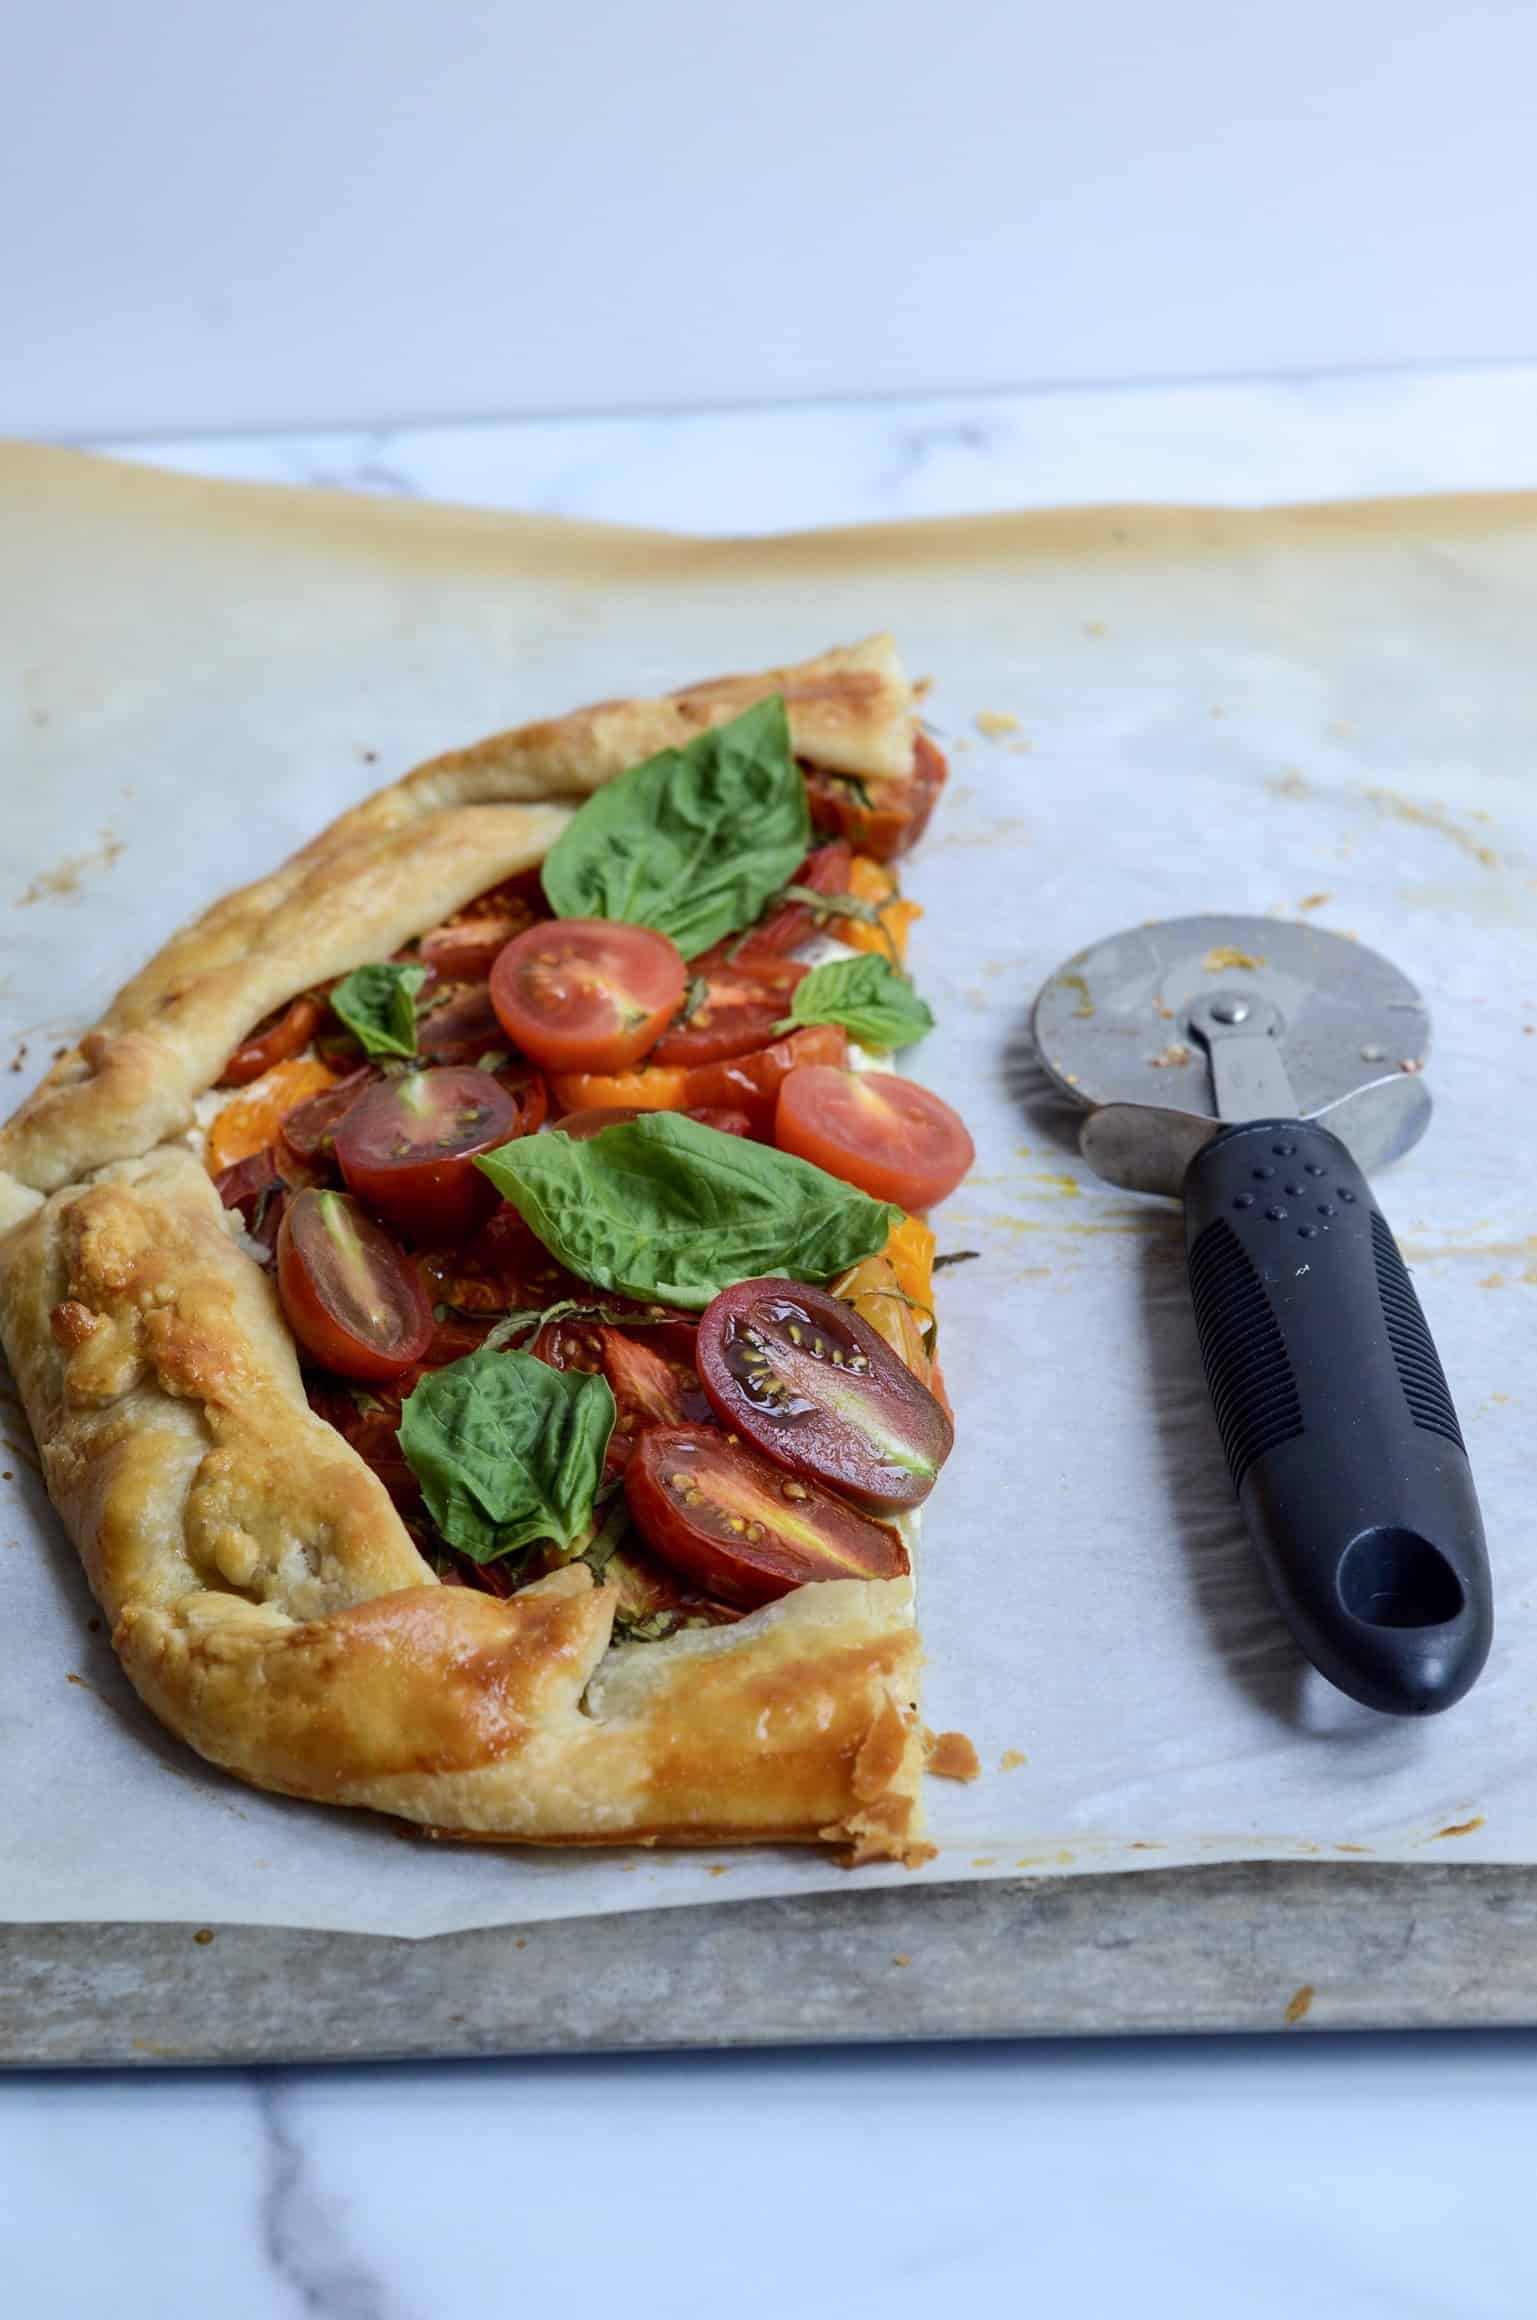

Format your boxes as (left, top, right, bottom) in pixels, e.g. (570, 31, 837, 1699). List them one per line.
(2, 444, 1534, 1936)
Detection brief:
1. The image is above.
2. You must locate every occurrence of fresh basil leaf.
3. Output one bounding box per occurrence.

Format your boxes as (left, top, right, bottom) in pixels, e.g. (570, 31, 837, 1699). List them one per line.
(398, 1347, 615, 1563)
(539, 696, 810, 959)
(329, 962, 428, 1058)
(476, 1111, 898, 1310)
(580, 1496, 632, 1578)
(779, 954, 934, 1051)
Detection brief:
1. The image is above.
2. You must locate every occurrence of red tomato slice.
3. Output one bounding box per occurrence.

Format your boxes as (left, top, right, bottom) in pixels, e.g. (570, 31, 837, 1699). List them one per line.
(276, 1189, 433, 1381)
(333, 1066, 522, 1242)
(649, 958, 806, 1067)
(624, 1427, 909, 1609)
(803, 734, 949, 862)
(217, 993, 327, 1088)
(213, 1148, 288, 1260)
(416, 984, 505, 1066)
(414, 867, 550, 980)
(697, 1278, 951, 1511)
(553, 1104, 752, 1140)
(277, 1065, 379, 1172)
(306, 1380, 423, 1516)
(775, 1065, 974, 1209)
(420, 1206, 588, 1318)
(490, 920, 687, 1073)
(723, 838, 854, 963)
(552, 1023, 847, 1137)
(532, 1318, 711, 1476)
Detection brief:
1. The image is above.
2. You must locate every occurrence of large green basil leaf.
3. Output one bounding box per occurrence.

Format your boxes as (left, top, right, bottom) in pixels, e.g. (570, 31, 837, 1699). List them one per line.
(476, 1111, 898, 1310)
(538, 696, 810, 959)
(781, 953, 935, 1051)
(398, 1347, 615, 1563)
(329, 962, 428, 1058)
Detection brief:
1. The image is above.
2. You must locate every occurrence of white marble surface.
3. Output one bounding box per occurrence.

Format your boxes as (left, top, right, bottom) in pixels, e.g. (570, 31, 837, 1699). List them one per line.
(12, 367, 1537, 2317)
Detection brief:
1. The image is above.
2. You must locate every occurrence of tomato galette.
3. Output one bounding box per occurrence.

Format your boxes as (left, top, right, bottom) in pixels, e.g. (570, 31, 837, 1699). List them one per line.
(0, 637, 973, 1860)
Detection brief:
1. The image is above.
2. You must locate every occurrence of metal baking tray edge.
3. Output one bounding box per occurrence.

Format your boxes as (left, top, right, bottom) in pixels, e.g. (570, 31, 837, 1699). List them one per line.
(5, 1860, 1532, 2068)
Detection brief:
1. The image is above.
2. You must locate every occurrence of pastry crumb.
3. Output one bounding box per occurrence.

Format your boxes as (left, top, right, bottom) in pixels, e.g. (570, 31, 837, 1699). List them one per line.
(974, 709, 1021, 738)
(1283, 1983, 1314, 2024)
(1298, 892, 1331, 911)
(193, 1928, 215, 1947)
(1433, 1815, 1485, 1838)
(892, 1953, 912, 1967)
(926, 1730, 981, 1782)
(1202, 946, 1266, 973)
(998, 1748, 1028, 1772)
(971, 1855, 996, 1868)
(1147, 1042, 1192, 1069)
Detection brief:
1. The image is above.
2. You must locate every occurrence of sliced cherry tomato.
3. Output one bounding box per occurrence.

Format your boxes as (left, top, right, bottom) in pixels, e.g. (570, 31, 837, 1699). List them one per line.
(276, 1189, 433, 1381)
(306, 1379, 423, 1516)
(489, 920, 687, 1073)
(552, 1104, 750, 1140)
(719, 839, 854, 964)
(775, 1065, 974, 1209)
(552, 1023, 847, 1137)
(624, 1426, 909, 1609)
(333, 1066, 521, 1242)
(277, 1065, 379, 1173)
(803, 733, 948, 862)
(420, 1206, 588, 1317)
(832, 1253, 931, 1382)
(697, 1278, 951, 1511)
(418, 878, 548, 980)
(214, 1147, 289, 1261)
(205, 1057, 341, 1174)
(533, 1317, 711, 1476)
(416, 983, 506, 1066)
(649, 958, 805, 1067)
(217, 993, 327, 1088)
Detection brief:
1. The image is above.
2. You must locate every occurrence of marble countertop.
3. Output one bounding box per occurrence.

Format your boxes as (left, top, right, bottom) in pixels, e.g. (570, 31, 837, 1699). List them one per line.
(12, 365, 1537, 2319)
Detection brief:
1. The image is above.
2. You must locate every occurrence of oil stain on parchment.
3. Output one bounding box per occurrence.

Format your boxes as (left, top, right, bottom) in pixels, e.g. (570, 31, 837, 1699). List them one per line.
(17, 830, 124, 907)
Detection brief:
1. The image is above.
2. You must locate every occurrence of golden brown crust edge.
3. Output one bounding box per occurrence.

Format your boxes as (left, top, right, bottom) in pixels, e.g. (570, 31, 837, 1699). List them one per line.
(0, 639, 927, 1859)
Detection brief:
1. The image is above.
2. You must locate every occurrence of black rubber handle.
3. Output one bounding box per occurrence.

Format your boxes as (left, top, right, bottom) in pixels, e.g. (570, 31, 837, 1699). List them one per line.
(1182, 1118, 1492, 1715)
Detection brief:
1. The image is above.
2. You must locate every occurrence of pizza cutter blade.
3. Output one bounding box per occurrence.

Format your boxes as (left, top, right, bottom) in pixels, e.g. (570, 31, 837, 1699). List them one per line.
(1032, 912, 1492, 1717)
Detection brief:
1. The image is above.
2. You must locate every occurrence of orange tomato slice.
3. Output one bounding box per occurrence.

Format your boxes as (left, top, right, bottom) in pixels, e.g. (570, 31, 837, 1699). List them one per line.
(204, 1057, 339, 1173)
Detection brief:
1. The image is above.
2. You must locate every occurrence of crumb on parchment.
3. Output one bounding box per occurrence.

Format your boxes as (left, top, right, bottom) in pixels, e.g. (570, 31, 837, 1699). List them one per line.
(1147, 1042, 1193, 1069)
(999, 1748, 1028, 1772)
(925, 1729, 981, 1783)
(974, 710, 1021, 739)
(1284, 1984, 1314, 2024)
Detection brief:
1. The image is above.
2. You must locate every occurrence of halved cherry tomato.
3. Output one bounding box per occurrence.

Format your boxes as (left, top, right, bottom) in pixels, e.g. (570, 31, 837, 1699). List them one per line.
(533, 1318, 712, 1476)
(217, 993, 327, 1088)
(276, 1189, 433, 1381)
(775, 1065, 974, 1209)
(420, 1206, 587, 1318)
(553, 1104, 753, 1140)
(624, 1426, 909, 1609)
(418, 871, 549, 980)
(832, 1253, 931, 1382)
(333, 1066, 523, 1242)
(214, 1148, 289, 1261)
(489, 920, 687, 1072)
(416, 984, 505, 1066)
(205, 1057, 340, 1173)
(650, 958, 805, 1067)
(722, 839, 854, 963)
(277, 1065, 379, 1172)
(696, 1278, 951, 1511)
(552, 1023, 847, 1137)
(803, 732, 948, 862)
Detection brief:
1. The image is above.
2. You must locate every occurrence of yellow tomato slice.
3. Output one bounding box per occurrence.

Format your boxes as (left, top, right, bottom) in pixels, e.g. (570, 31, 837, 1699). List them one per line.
(204, 1057, 339, 1173)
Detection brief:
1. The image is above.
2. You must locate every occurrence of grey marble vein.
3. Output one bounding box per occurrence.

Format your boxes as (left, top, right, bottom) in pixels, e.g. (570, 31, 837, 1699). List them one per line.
(256, 2076, 405, 2320)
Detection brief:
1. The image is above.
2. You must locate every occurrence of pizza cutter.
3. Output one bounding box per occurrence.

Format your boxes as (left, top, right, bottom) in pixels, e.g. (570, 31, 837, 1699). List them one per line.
(1032, 913, 1492, 1717)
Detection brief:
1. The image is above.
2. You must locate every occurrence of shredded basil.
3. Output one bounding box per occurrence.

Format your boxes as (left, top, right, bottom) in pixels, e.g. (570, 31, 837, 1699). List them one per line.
(476, 1111, 898, 1311)
(932, 1249, 981, 1271)
(777, 953, 934, 1051)
(329, 962, 428, 1058)
(398, 1347, 615, 1563)
(539, 697, 810, 958)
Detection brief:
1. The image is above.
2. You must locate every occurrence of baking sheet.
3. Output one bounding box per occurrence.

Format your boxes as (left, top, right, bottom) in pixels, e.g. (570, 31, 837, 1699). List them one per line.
(1, 444, 1534, 1939)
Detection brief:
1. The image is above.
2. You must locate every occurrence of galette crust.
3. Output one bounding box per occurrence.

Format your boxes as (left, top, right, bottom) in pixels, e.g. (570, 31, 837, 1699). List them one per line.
(0, 640, 928, 1857)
